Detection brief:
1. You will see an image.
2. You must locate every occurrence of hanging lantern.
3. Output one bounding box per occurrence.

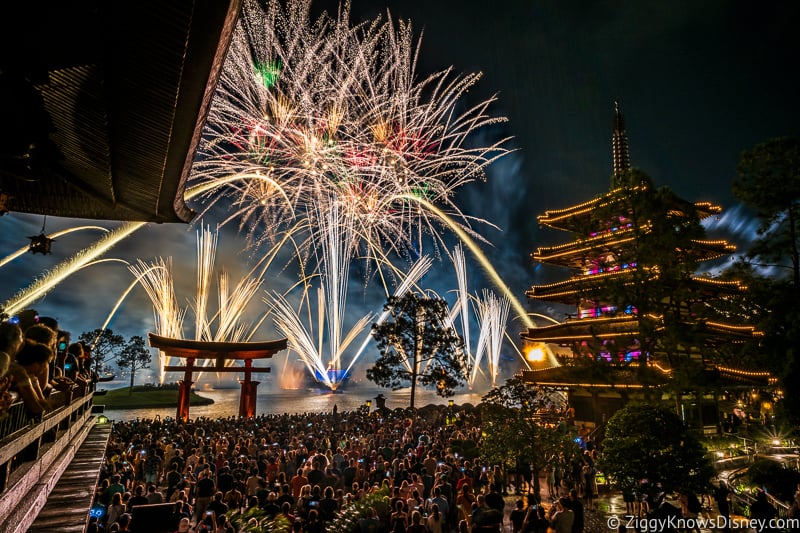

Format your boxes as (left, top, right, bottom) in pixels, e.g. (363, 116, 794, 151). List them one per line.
(28, 215, 53, 254)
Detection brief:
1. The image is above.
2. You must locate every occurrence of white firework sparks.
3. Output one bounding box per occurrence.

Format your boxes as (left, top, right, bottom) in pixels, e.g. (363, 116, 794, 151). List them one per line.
(190, 0, 510, 265)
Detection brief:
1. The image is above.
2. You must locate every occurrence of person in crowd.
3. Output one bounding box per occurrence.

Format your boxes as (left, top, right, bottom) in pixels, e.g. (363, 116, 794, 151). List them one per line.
(63, 342, 92, 394)
(569, 489, 584, 533)
(172, 501, 192, 529)
(305, 508, 325, 533)
(207, 490, 228, 516)
(146, 483, 165, 504)
(197, 510, 217, 533)
(194, 468, 217, 522)
(1, 322, 50, 415)
(143, 445, 164, 485)
(22, 323, 59, 394)
(13, 340, 56, 415)
(106, 491, 126, 531)
(407, 510, 428, 533)
(390, 498, 408, 533)
(713, 481, 731, 533)
(426, 503, 445, 533)
(127, 484, 149, 511)
(509, 500, 527, 533)
(455, 484, 476, 528)
(749, 490, 777, 532)
(549, 497, 575, 533)
(225, 483, 244, 513)
(176, 516, 195, 533)
(318, 485, 339, 521)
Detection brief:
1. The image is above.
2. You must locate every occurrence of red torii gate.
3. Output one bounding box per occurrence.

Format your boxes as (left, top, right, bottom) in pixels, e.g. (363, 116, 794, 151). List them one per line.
(148, 333, 288, 420)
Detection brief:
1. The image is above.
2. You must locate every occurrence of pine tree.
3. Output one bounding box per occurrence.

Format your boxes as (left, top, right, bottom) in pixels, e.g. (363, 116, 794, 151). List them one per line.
(367, 292, 467, 409)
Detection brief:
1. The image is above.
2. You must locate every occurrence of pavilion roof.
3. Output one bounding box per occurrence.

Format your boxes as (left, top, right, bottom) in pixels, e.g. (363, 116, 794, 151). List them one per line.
(521, 315, 640, 344)
(0, 0, 241, 222)
(519, 364, 670, 389)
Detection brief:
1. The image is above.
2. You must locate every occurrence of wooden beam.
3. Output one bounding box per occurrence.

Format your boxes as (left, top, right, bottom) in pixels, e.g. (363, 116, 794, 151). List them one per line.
(162, 366, 271, 373)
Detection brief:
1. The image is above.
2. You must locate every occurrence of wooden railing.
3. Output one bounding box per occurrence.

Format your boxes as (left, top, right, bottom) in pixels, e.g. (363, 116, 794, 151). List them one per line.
(0, 389, 94, 494)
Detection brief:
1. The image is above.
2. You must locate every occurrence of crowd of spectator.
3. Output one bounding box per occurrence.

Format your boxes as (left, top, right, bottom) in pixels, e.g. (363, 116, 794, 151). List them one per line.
(90, 407, 537, 533)
(0, 310, 97, 421)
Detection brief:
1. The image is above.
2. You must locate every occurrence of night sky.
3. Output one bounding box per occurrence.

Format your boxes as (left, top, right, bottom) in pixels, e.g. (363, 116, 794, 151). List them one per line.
(1, 0, 798, 380)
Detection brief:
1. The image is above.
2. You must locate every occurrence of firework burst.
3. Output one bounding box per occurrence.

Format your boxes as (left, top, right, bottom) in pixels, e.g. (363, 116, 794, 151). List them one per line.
(190, 0, 511, 268)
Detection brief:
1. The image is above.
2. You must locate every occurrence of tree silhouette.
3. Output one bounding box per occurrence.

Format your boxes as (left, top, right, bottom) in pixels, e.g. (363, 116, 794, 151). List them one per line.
(480, 376, 580, 503)
(116, 335, 152, 394)
(600, 403, 714, 496)
(734, 137, 800, 422)
(78, 328, 125, 376)
(367, 292, 467, 409)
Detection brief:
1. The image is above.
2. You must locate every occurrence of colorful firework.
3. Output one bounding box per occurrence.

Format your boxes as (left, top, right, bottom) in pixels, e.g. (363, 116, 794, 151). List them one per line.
(190, 0, 511, 267)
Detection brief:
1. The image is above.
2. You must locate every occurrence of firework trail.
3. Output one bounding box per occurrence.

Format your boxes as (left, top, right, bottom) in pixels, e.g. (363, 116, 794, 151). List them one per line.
(3, 222, 145, 316)
(452, 244, 472, 368)
(128, 258, 185, 341)
(193, 225, 217, 341)
(0, 225, 110, 270)
(346, 253, 433, 375)
(472, 289, 511, 387)
(268, 201, 370, 390)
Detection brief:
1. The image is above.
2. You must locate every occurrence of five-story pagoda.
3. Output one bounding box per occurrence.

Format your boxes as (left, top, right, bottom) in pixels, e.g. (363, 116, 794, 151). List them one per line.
(521, 103, 771, 430)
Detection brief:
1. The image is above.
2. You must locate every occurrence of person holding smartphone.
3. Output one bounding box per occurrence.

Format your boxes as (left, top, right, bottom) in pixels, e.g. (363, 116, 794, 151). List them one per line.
(196, 510, 215, 533)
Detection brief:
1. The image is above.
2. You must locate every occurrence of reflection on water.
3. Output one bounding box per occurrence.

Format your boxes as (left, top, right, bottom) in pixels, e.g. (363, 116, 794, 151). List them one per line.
(98, 382, 486, 422)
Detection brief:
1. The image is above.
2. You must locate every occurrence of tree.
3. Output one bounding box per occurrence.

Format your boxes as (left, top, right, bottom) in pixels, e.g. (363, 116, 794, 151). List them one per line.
(479, 376, 579, 503)
(367, 292, 467, 409)
(589, 169, 710, 372)
(734, 137, 800, 423)
(600, 403, 714, 496)
(116, 335, 152, 394)
(78, 328, 125, 376)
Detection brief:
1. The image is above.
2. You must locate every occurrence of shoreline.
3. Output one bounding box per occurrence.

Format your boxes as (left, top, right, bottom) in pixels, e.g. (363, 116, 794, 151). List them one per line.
(95, 386, 214, 410)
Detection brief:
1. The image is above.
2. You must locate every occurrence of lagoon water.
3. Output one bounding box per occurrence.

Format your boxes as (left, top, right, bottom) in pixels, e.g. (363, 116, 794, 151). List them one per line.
(97, 380, 487, 422)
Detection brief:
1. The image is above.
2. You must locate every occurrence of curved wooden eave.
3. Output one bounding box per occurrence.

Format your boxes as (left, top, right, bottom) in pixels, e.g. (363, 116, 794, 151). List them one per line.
(148, 333, 288, 360)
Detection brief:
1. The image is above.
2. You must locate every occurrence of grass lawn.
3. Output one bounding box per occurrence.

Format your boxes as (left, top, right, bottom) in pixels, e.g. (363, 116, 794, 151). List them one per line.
(96, 385, 214, 409)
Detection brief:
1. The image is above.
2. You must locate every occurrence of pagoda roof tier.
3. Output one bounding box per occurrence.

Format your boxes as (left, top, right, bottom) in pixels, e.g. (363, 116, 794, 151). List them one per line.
(526, 269, 635, 304)
(533, 227, 637, 264)
(537, 184, 722, 232)
(521, 315, 762, 344)
(519, 364, 670, 389)
(533, 235, 735, 268)
(520, 363, 775, 389)
(522, 316, 640, 344)
(527, 272, 747, 305)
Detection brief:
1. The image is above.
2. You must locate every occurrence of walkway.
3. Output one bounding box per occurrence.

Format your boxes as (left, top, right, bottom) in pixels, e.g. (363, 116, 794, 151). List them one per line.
(28, 421, 112, 532)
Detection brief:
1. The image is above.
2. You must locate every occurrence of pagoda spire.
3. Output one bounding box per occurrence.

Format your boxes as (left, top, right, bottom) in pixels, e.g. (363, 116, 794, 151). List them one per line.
(612, 100, 631, 181)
